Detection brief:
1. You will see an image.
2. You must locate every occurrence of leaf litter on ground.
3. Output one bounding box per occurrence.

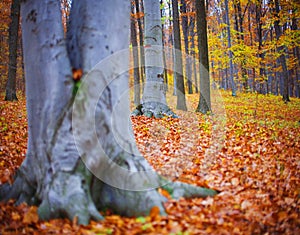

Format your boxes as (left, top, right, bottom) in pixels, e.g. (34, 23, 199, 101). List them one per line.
(0, 91, 299, 234)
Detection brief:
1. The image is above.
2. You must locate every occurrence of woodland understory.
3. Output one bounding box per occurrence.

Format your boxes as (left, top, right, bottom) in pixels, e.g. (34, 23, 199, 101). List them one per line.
(0, 91, 299, 235)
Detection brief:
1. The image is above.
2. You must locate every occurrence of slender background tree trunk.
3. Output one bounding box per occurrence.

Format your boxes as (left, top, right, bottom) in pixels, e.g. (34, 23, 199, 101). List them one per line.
(5, 0, 21, 101)
(181, 0, 193, 94)
(131, 2, 141, 106)
(196, 0, 211, 113)
(135, 0, 145, 84)
(273, 0, 290, 102)
(224, 0, 236, 96)
(172, 0, 187, 111)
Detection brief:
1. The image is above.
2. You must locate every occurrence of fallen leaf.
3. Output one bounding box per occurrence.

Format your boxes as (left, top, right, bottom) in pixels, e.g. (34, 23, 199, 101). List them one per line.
(150, 206, 160, 220)
(23, 206, 39, 224)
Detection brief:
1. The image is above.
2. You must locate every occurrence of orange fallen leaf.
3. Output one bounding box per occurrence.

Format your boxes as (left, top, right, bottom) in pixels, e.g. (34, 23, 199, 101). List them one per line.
(23, 206, 39, 224)
(150, 206, 160, 220)
(277, 211, 288, 222)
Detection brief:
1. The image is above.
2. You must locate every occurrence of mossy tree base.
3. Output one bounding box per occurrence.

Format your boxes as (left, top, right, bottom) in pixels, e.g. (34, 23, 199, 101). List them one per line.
(132, 102, 178, 118)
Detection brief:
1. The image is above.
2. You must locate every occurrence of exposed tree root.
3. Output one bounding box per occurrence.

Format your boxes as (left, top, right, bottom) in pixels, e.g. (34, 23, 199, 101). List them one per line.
(93, 182, 168, 217)
(160, 179, 219, 199)
(0, 167, 37, 206)
(1, 167, 218, 225)
(38, 161, 103, 225)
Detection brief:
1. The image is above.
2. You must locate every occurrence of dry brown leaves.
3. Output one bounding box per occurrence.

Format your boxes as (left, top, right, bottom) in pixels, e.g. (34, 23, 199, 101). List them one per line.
(0, 94, 27, 184)
(0, 91, 299, 234)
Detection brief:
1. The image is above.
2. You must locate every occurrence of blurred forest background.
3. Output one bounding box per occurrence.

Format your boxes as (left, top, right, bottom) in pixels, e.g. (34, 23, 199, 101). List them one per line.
(1, 0, 299, 99)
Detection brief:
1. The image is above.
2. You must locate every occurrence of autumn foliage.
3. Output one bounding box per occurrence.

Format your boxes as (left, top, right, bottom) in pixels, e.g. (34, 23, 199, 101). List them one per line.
(0, 91, 299, 234)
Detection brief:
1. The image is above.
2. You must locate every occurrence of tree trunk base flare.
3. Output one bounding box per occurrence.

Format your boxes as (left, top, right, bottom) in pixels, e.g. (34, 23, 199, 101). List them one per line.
(283, 95, 291, 103)
(0, 169, 36, 205)
(196, 93, 211, 114)
(131, 102, 178, 118)
(92, 182, 168, 217)
(1, 160, 219, 224)
(36, 160, 104, 225)
(4, 92, 18, 101)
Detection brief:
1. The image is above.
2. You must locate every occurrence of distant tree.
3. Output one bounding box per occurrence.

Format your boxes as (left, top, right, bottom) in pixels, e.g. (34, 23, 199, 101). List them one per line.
(224, 0, 236, 96)
(0, 0, 217, 224)
(132, 0, 177, 117)
(167, 0, 178, 96)
(172, 0, 187, 111)
(233, 0, 248, 91)
(255, 0, 267, 94)
(134, 0, 145, 84)
(160, 0, 169, 89)
(195, 0, 211, 113)
(188, 3, 198, 93)
(272, 0, 290, 102)
(5, 0, 20, 101)
(180, 0, 193, 94)
(131, 0, 141, 106)
(291, 7, 300, 97)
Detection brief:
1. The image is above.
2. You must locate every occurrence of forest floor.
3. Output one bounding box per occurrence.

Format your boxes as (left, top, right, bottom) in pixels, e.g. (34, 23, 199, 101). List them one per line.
(0, 91, 299, 234)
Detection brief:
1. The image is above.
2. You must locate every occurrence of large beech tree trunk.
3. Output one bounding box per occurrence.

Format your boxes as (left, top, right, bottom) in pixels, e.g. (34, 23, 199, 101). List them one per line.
(0, 0, 217, 225)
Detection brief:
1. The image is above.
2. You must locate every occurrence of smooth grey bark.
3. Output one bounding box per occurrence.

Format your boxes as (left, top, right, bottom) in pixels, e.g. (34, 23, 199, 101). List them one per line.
(5, 0, 21, 101)
(167, 0, 177, 96)
(161, 0, 169, 90)
(0, 0, 218, 225)
(132, 0, 176, 117)
(224, 0, 237, 96)
(143, 0, 165, 105)
(195, 0, 211, 113)
(172, 0, 187, 111)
